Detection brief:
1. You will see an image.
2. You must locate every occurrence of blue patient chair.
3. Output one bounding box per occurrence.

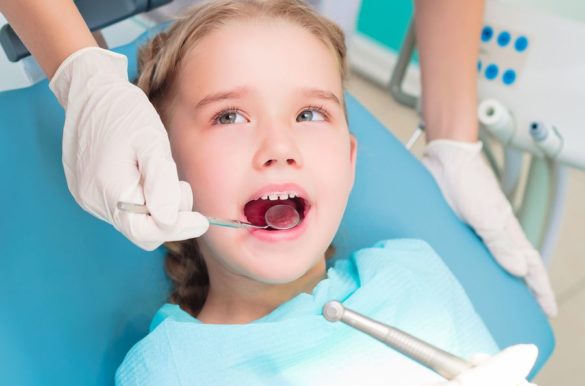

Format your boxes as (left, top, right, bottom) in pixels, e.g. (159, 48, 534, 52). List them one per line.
(0, 29, 553, 385)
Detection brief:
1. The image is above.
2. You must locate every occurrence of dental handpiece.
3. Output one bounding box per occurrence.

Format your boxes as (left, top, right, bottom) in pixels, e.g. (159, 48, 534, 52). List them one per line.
(322, 301, 473, 380)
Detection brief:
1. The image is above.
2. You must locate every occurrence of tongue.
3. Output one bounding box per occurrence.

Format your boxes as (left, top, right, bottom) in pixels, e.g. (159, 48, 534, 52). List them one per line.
(244, 199, 297, 227)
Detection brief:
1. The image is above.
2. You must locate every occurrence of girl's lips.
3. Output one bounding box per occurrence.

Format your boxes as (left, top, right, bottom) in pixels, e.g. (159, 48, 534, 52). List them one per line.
(248, 206, 311, 242)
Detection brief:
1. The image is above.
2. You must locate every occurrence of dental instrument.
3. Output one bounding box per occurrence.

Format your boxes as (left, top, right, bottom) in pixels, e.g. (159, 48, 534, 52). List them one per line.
(116, 201, 300, 230)
(322, 301, 472, 380)
(405, 122, 425, 150)
(323, 301, 533, 384)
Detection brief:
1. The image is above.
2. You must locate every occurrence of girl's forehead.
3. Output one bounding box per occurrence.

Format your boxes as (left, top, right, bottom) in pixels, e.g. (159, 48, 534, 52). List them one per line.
(182, 18, 340, 73)
(178, 19, 342, 94)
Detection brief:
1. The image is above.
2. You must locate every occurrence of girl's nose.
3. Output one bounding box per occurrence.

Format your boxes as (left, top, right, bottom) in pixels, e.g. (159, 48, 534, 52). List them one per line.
(252, 125, 303, 170)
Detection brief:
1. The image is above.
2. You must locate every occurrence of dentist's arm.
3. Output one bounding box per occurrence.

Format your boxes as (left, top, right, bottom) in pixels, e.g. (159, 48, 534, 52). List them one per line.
(0, 0, 97, 78)
(415, 0, 482, 143)
(0, 0, 209, 249)
(414, 0, 557, 316)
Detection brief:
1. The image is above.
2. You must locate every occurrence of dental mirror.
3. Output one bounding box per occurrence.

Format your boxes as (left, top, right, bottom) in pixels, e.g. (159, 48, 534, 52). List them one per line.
(264, 204, 301, 230)
(117, 202, 301, 230)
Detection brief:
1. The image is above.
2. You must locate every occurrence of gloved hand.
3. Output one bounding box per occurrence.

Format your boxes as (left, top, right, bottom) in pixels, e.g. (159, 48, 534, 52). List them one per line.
(432, 344, 539, 386)
(422, 140, 557, 317)
(49, 47, 209, 250)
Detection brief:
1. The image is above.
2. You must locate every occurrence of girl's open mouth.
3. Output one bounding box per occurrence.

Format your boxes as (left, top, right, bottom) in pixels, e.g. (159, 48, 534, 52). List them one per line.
(243, 194, 309, 230)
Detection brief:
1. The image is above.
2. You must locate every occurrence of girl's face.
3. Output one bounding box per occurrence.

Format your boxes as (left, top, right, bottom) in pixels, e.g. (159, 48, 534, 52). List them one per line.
(167, 19, 356, 290)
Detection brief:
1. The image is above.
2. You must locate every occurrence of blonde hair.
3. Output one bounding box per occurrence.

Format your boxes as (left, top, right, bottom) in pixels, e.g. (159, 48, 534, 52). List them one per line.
(136, 0, 345, 316)
(138, 0, 347, 122)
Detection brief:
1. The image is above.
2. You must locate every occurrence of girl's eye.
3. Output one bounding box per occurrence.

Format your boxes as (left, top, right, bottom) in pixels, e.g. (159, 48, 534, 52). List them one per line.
(216, 111, 246, 125)
(296, 108, 326, 122)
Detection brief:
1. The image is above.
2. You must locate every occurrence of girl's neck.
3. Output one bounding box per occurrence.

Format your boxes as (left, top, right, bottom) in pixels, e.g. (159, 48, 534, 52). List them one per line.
(197, 258, 326, 324)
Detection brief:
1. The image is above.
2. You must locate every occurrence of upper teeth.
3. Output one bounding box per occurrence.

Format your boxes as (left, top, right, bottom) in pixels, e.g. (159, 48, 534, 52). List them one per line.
(260, 192, 298, 201)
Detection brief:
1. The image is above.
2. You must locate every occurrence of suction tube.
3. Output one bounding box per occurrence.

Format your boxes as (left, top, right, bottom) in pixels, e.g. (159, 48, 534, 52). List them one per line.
(478, 99, 515, 144)
(529, 121, 563, 158)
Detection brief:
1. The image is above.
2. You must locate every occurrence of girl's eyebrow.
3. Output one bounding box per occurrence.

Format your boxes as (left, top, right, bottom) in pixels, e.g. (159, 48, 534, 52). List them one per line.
(194, 86, 340, 109)
(195, 86, 249, 109)
(301, 88, 341, 105)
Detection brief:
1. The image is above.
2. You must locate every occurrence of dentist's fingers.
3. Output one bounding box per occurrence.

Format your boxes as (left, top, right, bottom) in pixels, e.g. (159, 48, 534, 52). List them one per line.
(112, 178, 207, 251)
(468, 353, 491, 365)
(140, 154, 182, 227)
(482, 212, 557, 317)
(453, 344, 538, 386)
(179, 181, 194, 212)
(480, 224, 557, 317)
(477, 210, 531, 277)
(481, 231, 529, 277)
(122, 211, 210, 251)
(525, 251, 558, 317)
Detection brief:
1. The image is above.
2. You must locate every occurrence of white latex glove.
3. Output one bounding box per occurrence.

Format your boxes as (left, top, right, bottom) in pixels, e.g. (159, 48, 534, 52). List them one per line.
(49, 47, 209, 250)
(432, 344, 539, 386)
(422, 140, 557, 317)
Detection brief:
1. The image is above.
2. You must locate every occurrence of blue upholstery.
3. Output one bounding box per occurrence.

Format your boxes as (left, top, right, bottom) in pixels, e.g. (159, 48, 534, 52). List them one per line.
(0, 30, 553, 385)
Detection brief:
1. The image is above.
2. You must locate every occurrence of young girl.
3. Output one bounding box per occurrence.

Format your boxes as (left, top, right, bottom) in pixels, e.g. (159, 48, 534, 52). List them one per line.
(116, 1, 537, 384)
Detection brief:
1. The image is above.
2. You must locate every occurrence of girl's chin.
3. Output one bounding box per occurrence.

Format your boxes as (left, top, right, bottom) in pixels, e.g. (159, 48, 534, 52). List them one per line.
(241, 256, 326, 287)
(245, 267, 310, 285)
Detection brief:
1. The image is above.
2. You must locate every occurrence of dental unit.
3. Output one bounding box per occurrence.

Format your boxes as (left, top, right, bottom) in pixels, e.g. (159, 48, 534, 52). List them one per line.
(390, 0, 585, 265)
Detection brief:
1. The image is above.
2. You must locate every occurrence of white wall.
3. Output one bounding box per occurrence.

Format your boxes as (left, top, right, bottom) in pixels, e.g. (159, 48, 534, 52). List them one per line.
(499, 0, 585, 24)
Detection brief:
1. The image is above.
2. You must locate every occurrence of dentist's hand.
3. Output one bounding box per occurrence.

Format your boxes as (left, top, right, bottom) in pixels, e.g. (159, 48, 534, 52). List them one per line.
(49, 47, 209, 250)
(422, 140, 557, 317)
(434, 344, 538, 386)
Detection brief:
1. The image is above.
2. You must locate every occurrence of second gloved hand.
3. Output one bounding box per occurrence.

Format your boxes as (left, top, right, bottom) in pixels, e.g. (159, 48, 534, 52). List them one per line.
(431, 344, 539, 386)
(422, 140, 557, 317)
(49, 47, 209, 250)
